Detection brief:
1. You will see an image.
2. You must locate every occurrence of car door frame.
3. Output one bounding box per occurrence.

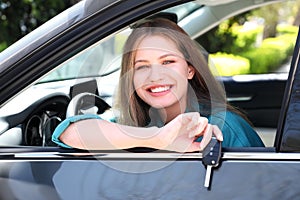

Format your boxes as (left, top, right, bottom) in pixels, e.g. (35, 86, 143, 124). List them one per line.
(0, 0, 300, 198)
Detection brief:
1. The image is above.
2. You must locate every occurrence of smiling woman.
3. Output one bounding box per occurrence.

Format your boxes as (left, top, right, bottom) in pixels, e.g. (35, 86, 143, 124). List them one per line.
(51, 17, 264, 151)
(133, 35, 194, 121)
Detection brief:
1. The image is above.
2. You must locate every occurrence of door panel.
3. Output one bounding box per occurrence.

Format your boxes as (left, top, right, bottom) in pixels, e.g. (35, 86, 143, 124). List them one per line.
(0, 153, 299, 199)
(222, 75, 286, 128)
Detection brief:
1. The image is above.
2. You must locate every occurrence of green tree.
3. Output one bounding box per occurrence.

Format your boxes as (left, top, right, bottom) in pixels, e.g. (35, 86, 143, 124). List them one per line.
(196, 12, 250, 54)
(197, 1, 300, 54)
(0, 0, 78, 51)
(252, 3, 282, 39)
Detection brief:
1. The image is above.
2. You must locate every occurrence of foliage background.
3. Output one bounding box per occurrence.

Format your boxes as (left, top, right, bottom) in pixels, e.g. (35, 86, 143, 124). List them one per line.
(1, 0, 300, 75)
(196, 0, 300, 75)
(0, 0, 79, 51)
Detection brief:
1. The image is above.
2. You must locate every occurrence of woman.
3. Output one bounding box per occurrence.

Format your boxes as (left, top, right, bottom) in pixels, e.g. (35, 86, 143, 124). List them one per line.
(52, 18, 264, 152)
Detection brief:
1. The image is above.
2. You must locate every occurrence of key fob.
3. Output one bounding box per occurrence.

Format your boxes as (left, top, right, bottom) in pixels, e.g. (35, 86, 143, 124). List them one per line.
(202, 137, 222, 167)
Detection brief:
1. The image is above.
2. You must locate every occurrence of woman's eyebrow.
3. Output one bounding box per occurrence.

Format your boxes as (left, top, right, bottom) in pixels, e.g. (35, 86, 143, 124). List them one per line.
(134, 53, 180, 64)
(159, 53, 180, 59)
(134, 59, 148, 65)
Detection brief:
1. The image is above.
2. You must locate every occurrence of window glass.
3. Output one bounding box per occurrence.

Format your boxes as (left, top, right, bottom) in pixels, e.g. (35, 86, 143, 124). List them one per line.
(1, 1, 299, 148)
(194, 0, 299, 146)
(40, 28, 131, 83)
(196, 1, 298, 76)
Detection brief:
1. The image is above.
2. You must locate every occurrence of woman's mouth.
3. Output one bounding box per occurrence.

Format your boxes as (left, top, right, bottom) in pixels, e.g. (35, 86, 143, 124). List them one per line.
(147, 85, 172, 93)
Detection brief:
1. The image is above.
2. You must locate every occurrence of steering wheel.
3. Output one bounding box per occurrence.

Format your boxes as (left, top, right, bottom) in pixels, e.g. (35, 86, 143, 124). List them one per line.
(66, 92, 111, 118)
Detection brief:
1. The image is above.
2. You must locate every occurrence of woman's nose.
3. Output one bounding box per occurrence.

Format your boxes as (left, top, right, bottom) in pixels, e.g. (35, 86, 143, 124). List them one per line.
(148, 64, 164, 82)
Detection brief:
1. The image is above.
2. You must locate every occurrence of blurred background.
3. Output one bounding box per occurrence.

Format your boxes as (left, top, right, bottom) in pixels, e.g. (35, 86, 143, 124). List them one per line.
(0, 0, 80, 52)
(1, 0, 300, 75)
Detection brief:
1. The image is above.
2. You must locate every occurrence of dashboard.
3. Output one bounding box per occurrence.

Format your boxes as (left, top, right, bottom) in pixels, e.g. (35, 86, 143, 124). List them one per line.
(0, 79, 72, 146)
(0, 78, 112, 147)
(23, 96, 69, 146)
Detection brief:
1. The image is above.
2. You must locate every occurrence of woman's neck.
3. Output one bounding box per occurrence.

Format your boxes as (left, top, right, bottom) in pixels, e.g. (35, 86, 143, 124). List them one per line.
(158, 101, 187, 123)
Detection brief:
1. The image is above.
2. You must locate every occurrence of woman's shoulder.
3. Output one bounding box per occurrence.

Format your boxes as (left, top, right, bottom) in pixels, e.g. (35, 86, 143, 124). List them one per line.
(208, 110, 244, 125)
(208, 110, 265, 147)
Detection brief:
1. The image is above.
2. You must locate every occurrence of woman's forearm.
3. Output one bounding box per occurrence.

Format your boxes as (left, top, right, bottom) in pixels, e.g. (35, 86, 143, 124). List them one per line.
(59, 119, 161, 150)
(58, 112, 222, 152)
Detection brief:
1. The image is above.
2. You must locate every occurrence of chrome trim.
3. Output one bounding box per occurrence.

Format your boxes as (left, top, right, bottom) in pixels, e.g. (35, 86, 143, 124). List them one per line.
(222, 152, 300, 160)
(227, 96, 252, 102)
(10, 151, 300, 160)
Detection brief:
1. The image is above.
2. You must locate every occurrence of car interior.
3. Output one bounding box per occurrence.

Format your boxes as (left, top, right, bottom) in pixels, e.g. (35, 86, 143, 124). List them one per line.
(0, 0, 296, 151)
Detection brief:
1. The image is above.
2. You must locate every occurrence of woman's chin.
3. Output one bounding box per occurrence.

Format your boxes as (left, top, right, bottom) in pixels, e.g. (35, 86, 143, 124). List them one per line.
(149, 104, 166, 109)
(148, 101, 177, 110)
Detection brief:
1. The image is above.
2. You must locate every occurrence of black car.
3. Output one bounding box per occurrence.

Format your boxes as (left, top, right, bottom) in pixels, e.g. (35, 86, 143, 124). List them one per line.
(0, 0, 300, 199)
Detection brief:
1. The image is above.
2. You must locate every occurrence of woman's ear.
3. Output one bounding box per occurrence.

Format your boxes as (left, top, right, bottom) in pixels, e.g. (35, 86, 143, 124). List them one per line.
(187, 65, 195, 79)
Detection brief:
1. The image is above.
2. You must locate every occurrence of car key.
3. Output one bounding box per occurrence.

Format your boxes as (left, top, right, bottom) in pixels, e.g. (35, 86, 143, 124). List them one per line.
(202, 136, 222, 188)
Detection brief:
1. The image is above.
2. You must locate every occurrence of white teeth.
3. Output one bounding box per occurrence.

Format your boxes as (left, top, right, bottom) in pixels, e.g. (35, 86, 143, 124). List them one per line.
(150, 86, 170, 93)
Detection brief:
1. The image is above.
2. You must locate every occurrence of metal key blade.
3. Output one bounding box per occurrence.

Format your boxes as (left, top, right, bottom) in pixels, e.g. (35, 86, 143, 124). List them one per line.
(204, 165, 212, 188)
(202, 137, 222, 188)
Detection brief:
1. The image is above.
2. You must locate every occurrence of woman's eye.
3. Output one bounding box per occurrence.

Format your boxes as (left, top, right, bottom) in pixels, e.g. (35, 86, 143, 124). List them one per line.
(135, 64, 149, 70)
(162, 60, 175, 65)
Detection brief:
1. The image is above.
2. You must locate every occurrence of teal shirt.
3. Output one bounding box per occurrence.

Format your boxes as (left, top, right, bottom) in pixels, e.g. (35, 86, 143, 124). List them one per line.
(52, 111, 265, 148)
(204, 111, 264, 147)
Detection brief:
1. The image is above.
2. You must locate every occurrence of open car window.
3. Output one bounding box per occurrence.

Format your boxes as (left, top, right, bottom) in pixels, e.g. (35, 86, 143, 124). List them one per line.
(40, 1, 298, 148)
(0, 0, 299, 151)
(2, 1, 300, 199)
(194, 1, 298, 147)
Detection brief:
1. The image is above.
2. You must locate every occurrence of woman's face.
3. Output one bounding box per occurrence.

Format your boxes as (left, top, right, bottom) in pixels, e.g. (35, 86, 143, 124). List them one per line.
(133, 35, 195, 112)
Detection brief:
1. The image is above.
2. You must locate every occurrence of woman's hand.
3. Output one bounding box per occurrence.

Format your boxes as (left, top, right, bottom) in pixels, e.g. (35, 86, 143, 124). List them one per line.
(155, 112, 223, 152)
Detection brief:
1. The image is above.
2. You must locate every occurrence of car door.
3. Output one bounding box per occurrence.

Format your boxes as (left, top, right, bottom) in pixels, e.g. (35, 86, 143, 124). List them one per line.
(4, 29, 298, 199)
(0, 0, 300, 199)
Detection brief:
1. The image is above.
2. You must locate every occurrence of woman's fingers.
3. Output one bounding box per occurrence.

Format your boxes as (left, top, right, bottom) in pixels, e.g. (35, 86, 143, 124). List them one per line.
(212, 125, 223, 141)
(183, 141, 201, 152)
(179, 112, 208, 138)
(187, 117, 208, 138)
(199, 125, 223, 151)
(162, 112, 224, 152)
(199, 124, 213, 151)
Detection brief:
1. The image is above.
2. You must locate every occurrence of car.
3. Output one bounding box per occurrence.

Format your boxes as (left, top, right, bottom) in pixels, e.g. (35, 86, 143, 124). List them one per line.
(0, 0, 299, 199)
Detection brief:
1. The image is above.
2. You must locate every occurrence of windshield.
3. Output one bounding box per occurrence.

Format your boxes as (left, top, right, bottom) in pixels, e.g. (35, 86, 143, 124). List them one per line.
(38, 2, 202, 83)
(0, 0, 117, 73)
